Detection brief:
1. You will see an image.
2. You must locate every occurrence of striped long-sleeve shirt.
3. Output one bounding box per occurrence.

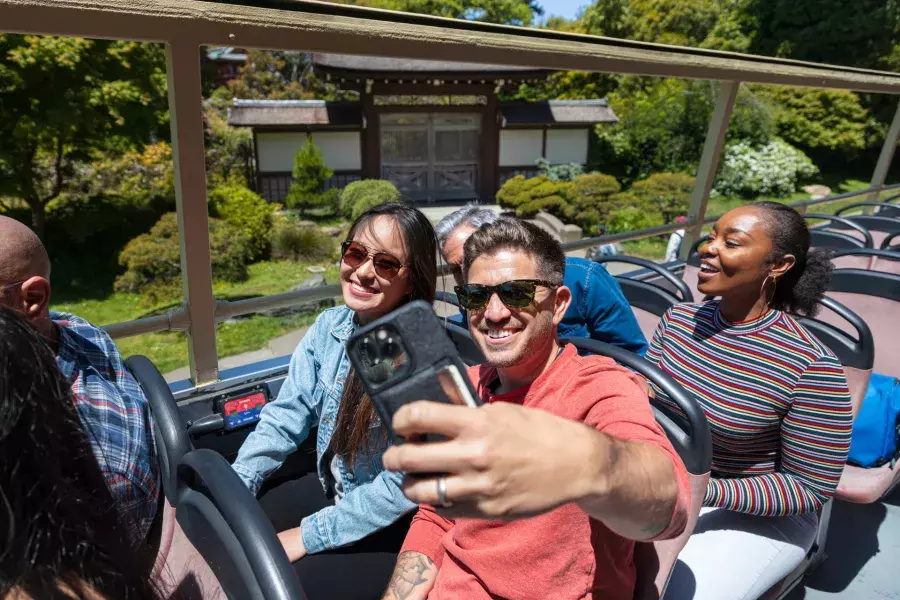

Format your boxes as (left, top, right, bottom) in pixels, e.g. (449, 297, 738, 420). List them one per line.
(646, 302, 852, 516)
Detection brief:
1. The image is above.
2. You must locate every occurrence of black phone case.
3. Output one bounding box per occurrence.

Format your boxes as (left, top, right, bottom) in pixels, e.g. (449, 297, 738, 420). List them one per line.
(346, 300, 482, 442)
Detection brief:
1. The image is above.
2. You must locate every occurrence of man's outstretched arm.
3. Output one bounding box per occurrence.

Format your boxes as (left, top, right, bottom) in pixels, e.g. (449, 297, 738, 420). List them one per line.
(381, 551, 438, 600)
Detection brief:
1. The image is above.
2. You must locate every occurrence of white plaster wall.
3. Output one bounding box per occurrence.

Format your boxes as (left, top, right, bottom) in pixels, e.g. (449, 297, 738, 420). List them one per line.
(545, 129, 589, 165)
(257, 131, 361, 172)
(499, 129, 543, 166)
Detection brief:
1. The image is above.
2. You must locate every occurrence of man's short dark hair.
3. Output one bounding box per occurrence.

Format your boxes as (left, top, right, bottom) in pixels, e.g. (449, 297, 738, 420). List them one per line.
(462, 217, 566, 284)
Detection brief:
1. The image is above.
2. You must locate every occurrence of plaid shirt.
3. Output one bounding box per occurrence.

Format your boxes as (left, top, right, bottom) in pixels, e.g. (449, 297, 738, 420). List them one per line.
(53, 312, 160, 539)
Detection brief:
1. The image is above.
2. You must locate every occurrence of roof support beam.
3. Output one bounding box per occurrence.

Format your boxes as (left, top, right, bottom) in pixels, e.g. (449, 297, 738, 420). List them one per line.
(680, 81, 740, 261)
(3, 0, 900, 94)
(166, 38, 219, 386)
(868, 100, 900, 210)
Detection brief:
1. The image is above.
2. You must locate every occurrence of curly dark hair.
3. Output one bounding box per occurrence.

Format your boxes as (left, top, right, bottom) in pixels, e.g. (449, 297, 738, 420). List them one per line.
(752, 201, 833, 317)
(0, 306, 162, 600)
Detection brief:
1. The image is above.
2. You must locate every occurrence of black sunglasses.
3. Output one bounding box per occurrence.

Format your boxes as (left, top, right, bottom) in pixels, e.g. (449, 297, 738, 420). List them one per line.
(341, 241, 407, 280)
(454, 279, 559, 311)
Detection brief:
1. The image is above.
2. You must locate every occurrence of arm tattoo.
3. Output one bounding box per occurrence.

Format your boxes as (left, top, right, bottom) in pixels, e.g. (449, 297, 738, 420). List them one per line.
(384, 551, 436, 600)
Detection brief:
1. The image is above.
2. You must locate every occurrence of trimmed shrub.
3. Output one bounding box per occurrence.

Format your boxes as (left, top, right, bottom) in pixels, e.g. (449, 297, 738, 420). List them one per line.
(272, 223, 336, 262)
(340, 179, 401, 220)
(115, 213, 250, 299)
(285, 138, 338, 215)
(607, 205, 664, 234)
(497, 172, 624, 234)
(208, 184, 274, 262)
(714, 138, 819, 198)
(563, 173, 622, 232)
(630, 172, 695, 223)
(496, 175, 570, 218)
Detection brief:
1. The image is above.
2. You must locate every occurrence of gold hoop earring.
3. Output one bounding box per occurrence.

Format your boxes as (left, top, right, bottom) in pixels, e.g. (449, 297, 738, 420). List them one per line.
(761, 275, 777, 309)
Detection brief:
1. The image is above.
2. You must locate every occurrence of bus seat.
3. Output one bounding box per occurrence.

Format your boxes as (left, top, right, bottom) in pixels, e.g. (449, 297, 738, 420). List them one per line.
(806, 213, 874, 252)
(592, 256, 693, 341)
(882, 231, 900, 251)
(830, 214, 900, 249)
(836, 201, 900, 220)
(836, 462, 899, 504)
(795, 295, 875, 418)
(126, 354, 193, 504)
(175, 449, 308, 600)
(831, 248, 900, 276)
(761, 296, 876, 598)
(823, 267, 900, 379)
(443, 320, 486, 366)
(152, 498, 227, 599)
(560, 338, 712, 600)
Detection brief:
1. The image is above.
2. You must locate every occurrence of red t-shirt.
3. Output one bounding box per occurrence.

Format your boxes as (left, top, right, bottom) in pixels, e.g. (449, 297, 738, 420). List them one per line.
(400, 343, 690, 600)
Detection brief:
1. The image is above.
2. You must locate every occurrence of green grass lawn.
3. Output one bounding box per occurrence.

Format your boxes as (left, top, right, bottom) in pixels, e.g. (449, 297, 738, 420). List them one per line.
(53, 260, 342, 375)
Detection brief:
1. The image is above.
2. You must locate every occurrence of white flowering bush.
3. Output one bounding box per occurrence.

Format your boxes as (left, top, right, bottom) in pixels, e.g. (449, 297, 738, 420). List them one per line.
(714, 138, 818, 198)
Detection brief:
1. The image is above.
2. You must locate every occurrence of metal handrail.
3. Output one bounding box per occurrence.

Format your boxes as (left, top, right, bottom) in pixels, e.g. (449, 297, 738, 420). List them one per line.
(102, 183, 900, 339)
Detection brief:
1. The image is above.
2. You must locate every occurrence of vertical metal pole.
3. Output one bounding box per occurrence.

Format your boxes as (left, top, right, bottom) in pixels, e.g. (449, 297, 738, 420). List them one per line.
(679, 81, 740, 261)
(166, 40, 219, 385)
(868, 100, 900, 208)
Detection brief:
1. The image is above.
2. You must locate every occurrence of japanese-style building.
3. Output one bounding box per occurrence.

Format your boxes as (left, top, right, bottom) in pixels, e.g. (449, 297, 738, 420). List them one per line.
(228, 54, 619, 204)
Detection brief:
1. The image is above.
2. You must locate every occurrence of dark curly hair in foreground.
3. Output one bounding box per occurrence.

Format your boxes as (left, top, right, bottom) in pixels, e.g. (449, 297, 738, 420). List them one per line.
(0, 306, 162, 600)
(752, 201, 833, 317)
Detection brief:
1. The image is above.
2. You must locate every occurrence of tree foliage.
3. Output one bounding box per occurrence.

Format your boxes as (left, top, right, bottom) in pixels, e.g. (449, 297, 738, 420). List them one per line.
(0, 35, 168, 237)
(629, 172, 695, 222)
(339, 0, 543, 26)
(339, 179, 402, 219)
(208, 185, 274, 262)
(752, 86, 869, 153)
(116, 213, 250, 301)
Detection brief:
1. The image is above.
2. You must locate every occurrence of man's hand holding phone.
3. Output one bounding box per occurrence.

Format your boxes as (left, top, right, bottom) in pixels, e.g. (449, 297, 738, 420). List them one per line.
(382, 400, 609, 521)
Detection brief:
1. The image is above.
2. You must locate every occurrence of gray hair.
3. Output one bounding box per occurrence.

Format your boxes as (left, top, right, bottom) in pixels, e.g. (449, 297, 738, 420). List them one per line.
(434, 203, 498, 248)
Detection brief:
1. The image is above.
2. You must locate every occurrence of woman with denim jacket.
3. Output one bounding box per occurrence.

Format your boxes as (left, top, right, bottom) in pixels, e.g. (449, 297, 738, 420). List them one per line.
(232, 202, 437, 599)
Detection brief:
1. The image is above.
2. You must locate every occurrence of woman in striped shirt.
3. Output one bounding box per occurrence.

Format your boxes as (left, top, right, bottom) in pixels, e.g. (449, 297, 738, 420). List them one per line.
(648, 202, 852, 600)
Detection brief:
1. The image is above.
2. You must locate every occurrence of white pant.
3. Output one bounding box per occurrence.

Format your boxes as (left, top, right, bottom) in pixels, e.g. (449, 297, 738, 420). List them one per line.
(663, 507, 818, 600)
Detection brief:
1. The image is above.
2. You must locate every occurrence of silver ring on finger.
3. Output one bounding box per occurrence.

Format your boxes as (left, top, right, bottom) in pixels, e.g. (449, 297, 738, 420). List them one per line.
(436, 476, 453, 508)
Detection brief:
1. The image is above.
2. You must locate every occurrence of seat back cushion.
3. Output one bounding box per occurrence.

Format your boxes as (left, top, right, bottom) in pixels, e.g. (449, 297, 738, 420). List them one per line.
(632, 472, 710, 600)
(632, 307, 664, 343)
(820, 292, 900, 379)
(836, 463, 897, 505)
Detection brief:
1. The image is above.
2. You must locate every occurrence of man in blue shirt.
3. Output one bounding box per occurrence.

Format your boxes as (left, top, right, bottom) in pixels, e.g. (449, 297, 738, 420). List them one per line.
(435, 206, 648, 355)
(0, 216, 159, 539)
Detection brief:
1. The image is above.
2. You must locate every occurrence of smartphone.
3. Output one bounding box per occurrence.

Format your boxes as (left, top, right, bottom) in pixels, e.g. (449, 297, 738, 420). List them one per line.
(346, 300, 482, 443)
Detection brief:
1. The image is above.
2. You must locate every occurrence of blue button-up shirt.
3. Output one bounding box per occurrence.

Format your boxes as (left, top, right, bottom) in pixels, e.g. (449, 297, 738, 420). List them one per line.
(52, 312, 160, 539)
(232, 305, 415, 555)
(451, 257, 648, 355)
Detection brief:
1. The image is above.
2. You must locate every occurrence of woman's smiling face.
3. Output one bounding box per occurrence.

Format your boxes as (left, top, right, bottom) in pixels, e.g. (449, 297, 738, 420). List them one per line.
(340, 215, 412, 323)
(696, 206, 775, 299)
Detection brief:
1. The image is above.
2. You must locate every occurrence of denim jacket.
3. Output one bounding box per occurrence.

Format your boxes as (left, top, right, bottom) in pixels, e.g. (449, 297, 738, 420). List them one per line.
(232, 306, 415, 554)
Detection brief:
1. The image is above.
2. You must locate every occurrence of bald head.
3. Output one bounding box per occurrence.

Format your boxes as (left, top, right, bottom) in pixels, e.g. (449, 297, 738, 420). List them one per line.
(0, 216, 50, 283)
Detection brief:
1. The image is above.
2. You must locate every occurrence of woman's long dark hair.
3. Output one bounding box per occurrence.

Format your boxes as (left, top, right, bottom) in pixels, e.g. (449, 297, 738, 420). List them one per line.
(331, 202, 437, 463)
(0, 307, 162, 600)
(753, 201, 833, 317)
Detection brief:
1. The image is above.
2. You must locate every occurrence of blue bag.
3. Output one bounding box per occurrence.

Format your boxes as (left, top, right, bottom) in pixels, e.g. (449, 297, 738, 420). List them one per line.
(848, 373, 900, 468)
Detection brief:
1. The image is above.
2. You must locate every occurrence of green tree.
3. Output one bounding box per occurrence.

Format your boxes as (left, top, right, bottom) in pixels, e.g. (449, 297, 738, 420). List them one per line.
(753, 86, 868, 153)
(629, 172, 695, 223)
(341, 0, 544, 26)
(741, 0, 898, 70)
(285, 138, 338, 215)
(0, 35, 168, 238)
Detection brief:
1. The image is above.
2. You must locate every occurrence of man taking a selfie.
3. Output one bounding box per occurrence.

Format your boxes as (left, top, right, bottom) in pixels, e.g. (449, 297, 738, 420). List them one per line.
(380, 218, 689, 600)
